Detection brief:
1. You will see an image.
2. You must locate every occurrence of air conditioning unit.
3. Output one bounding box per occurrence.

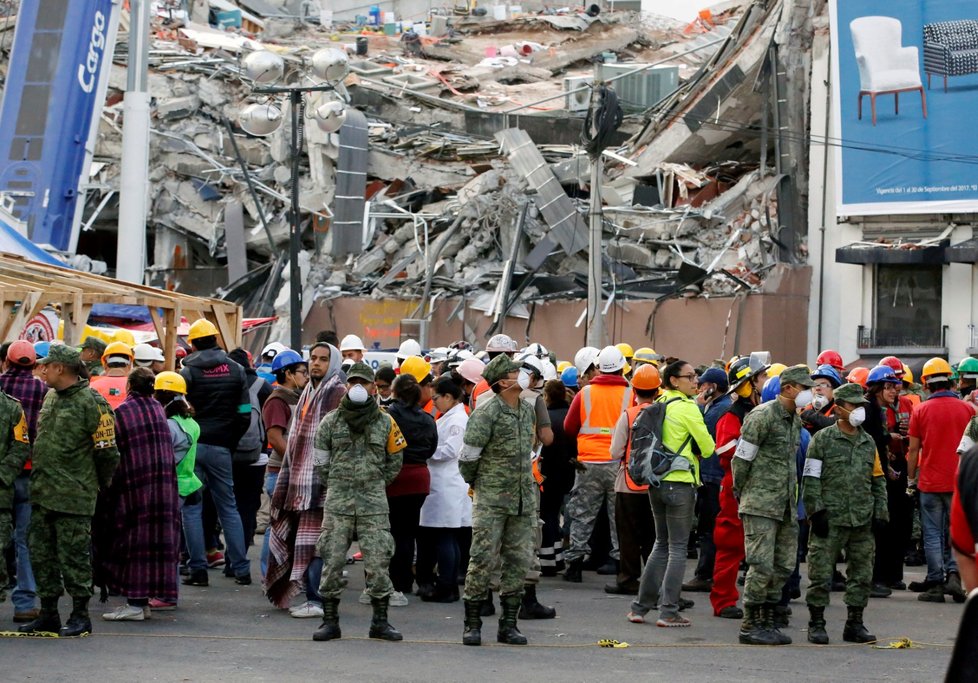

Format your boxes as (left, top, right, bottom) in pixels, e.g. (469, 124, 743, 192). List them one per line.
(596, 64, 679, 113)
(564, 76, 593, 112)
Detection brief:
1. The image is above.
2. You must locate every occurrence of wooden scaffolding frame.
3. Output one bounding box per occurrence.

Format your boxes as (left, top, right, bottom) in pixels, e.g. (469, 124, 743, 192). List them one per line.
(0, 252, 242, 370)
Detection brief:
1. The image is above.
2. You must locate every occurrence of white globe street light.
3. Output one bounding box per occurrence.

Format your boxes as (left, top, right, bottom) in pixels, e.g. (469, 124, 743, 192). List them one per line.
(238, 102, 284, 136)
(310, 48, 350, 84)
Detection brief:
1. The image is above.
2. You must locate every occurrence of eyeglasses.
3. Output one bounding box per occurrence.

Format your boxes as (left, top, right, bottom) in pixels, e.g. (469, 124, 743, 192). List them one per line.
(814, 381, 832, 389)
(293, 367, 309, 375)
(676, 373, 698, 381)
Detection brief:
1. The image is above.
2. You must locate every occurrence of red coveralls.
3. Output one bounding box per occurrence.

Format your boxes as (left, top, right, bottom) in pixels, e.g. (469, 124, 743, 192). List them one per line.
(710, 407, 745, 615)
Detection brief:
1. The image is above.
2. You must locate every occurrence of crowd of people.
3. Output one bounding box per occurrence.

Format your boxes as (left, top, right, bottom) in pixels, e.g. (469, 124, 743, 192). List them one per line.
(1, 324, 977, 647)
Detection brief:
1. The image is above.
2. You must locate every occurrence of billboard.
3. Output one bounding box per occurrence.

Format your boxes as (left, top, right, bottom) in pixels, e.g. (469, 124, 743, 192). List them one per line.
(830, 1, 978, 215)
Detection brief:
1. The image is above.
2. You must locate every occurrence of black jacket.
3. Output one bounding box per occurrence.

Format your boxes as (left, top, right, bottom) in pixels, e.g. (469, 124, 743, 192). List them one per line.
(386, 401, 437, 466)
(181, 348, 250, 449)
(541, 402, 577, 494)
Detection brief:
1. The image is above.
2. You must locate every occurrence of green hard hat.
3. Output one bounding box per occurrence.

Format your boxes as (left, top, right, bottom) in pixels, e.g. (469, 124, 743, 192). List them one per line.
(959, 356, 978, 378)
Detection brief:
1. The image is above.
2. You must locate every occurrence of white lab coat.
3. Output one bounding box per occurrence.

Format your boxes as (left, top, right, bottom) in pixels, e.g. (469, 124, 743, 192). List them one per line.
(419, 402, 471, 528)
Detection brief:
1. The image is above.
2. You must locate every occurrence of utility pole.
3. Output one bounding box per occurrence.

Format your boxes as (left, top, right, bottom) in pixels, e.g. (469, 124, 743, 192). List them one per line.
(586, 150, 603, 348)
(117, 0, 150, 283)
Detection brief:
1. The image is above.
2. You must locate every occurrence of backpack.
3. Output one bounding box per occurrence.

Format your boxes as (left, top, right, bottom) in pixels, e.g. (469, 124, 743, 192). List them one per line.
(233, 377, 267, 464)
(627, 397, 692, 488)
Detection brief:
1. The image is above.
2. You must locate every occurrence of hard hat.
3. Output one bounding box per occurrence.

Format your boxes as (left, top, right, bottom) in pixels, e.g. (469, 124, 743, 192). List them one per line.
(727, 357, 753, 396)
(271, 349, 304, 373)
(867, 365, 901, 385)
(958, 356, 978, 379)
(485, 334, 517, 354)
(631, 364, 661, 391)
(902, 364, 914, 384)
(400, 355, 432, 383)
(102, 341, 134, 362)
(396, 339, 422, 359)
(816, 349, 844, 371)
(175, 346, 188, 360)
(447, 348, 475, 367)
(457, 358, 485, 385)
(133, 343, 164, 364)
(427, 347, 450, 363)
(561, 366, 579, 388)
(522, 342, 549, 359)
(339, 334, 366, 352)
(615, 342, 635, 361)
(632, 347, 662, 367)
(187, 319, 219, 344)
(597, 345, 626, 373)
(811, 364, 843, 388)
(449, 340, 473, 352)
(760, 375, 781, 403)
(556, 361, 572, 374)
(7, 340, 36, 367)
(767, 362, 787, 378)
(879, 356, 905, 378)
(846, 367, 870, 388)
(262, 341, 288, 359)
(516, 353, 545, 378)
(921, 357, 953, 383)
(154, 371, 187, 394)
(574, 346, 600, 375)
(111, 329, 137, 347)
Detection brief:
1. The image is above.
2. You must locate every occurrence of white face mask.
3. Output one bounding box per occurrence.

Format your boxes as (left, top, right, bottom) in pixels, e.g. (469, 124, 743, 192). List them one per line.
(517, 370, 532, 391)
(348, 384, 370, 404)
(794, 389, 814, 407)
(847, 406, 866, 427)
(811, 394, 830, 410)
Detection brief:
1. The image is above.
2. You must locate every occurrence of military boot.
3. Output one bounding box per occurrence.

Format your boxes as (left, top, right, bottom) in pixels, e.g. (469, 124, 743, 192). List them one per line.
(497, 593, 528, 645)
(312, 598, 341, 641)
(369, 596, 403, 641)
(842, 605, 875, 643)
(738, 604, 780, 646)
(807, 605, 829, 644)
(18, 598, 61, 636)
(519, 585, 556, 619)
(773, 604, 791, 629)
(480, 589, 495, 616)
(60, 597, 92, 637)
(564, 559, 583, 583)
(763, 603, 791, 645)
(462, 599, 483, 646)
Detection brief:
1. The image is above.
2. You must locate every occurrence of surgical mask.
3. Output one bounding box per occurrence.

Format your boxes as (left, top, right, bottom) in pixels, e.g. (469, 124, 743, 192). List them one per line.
(517, 370, 532, 391)
(794, 389, 813, 407)
(847, 406, 866, 427)
(348, 384, 370, 404)
(811, 394, 830, 411)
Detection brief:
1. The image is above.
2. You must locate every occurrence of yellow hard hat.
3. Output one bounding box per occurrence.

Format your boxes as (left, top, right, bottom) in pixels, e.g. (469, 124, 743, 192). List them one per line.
(615, 343, 634, 361)
(921, 357, 952, 382)
(633, 347, 661, 367)
(622, 361, 632, 376)
(556, 361, 572, 374)
(187, 319, 219, 344)
(902, 364, 914, 384)
(101, 341, 134, 362)
(154, 371, 187, 394)
(111, 329, 136, 347)
(767, 362, 787, 378)
(400, 355, 432, 383)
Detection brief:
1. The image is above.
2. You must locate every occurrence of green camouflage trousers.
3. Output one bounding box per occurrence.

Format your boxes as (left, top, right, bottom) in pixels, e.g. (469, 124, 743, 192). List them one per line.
(318, 513, 393, 601)
(564, 462, 619, 563)
(806, 523, 875, 608)
(464, 505, 534, 601)
(29, 507, 93, 600)
(742, 511, 797, 606)
(491, 488, 543, 588)
(0, 511, 10, 603)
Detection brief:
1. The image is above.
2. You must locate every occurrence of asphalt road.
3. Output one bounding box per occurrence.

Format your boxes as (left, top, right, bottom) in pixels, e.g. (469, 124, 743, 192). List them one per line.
(0, 552, 959, 682)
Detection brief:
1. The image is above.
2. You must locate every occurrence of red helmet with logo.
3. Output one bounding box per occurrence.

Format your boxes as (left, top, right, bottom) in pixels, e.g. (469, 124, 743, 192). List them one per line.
(815, 349, 844, 372)
(879, 356, 905, 378)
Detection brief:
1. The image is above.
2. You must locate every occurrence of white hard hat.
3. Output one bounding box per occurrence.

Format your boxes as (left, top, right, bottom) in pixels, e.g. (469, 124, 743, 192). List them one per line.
(427, 346, 450, 363)
(522, 342, 549, 359)
(340, 358, 355, 372)
(540, 359, 558, 381)
(486, 333, 518, 354)
(457, 358, 485, 384)
(340, 334, 366, 352)
(516, 352, 545, 377)
(597, 346, 626, 373)
(574, 346, 600, 376)
(262, 341, 288, 359)
(133, 343, 164, 363)
(397, 338, 422, 359)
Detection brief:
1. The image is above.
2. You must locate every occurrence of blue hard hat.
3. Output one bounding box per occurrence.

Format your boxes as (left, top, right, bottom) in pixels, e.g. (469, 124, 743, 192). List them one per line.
(561, 366, 578, 388)
(760, 374, 781, 403)
(270, 349, 304, 373)
(33, 341, 51, 359)
(867, 365, 901, 385)
(811, 364, 843, 388)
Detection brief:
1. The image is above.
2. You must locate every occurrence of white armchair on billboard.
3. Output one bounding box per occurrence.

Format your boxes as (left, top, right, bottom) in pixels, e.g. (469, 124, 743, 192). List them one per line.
(850, 16, 928, 126)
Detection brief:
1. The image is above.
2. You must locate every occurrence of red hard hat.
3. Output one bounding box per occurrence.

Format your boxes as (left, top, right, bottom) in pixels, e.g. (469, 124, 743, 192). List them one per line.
(7, 340, 36, 367)
(879, 356, 904, 378)
(815, 349, 843, 371)
(175, 346, 188, 359)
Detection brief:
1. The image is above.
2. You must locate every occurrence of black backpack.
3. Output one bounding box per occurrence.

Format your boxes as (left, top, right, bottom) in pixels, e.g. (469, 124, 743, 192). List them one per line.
(627, 397, 692, 488)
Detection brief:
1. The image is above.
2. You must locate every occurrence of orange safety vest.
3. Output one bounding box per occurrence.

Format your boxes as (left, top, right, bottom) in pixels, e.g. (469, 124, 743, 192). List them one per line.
(622, 403, 650, 492)
(90, 374, 128, 410)
(903, 392, 921, 408)
(577, 383, 632, 462)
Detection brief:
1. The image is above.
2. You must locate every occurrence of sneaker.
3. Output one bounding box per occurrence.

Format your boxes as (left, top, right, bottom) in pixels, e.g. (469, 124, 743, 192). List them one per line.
(869, 584, 892, 598)
(682, 577, 713, 593)
(656, 615, 691, 628)
(101, 604, 146, 621)
(148, 598, 177, 611)
(289, 601, 325, 618)
(234, 574, 252, 586)
(626, 612, 646, 624)
(389, 590, 409, 607)
(206, 550, 225, 568)
(678, 597, 694, 611)
(887, 581, 907, 591)
(359, 589, 372, 605)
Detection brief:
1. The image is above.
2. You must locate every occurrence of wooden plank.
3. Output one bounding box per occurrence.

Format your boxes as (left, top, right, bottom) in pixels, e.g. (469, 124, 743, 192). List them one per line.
(162, 306, 180, 371)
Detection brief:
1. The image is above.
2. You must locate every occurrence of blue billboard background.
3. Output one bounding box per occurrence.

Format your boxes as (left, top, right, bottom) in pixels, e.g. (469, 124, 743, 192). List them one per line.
(832, 1, 978, 214)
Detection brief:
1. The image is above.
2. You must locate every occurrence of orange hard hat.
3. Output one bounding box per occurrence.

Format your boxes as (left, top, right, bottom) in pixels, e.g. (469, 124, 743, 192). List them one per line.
(631, 364, 661, 391)
(846, 367, 870, 388)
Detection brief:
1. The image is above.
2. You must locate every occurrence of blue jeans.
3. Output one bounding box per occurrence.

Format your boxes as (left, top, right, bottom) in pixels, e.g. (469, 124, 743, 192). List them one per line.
(260, 471, 278, 579)
(920, 491, 957, 583)
(194, 444, 250, 577)
(12, 472, 36, 611)
(181, 493, 207, 572)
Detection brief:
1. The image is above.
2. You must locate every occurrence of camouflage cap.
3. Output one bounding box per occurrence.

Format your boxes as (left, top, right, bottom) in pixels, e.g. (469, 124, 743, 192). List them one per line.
(79, 336, 107, 354)
(833, 382, 868, 405)
(483, 353, 521, 385)
(346, 361, 375, 383)
(780, 364, 816, 387)
(37, 343, 81, 366)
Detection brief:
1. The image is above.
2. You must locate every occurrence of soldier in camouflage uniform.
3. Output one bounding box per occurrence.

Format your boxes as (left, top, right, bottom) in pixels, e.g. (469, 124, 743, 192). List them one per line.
(78, 337, 106, 378)
(312, 362, 407, 643)
(732, 365, 813, 646)
(803, 383, 889, 644)
(459, 354, 537, 646)
(19, 345, 119, 638)
(0, 388, 31, 605)
(958, 414, 978, 454)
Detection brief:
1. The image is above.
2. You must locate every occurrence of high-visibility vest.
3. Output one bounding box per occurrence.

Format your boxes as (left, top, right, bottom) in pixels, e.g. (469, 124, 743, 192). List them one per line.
(90, 374, 128, 410)
(577, 383, 632, 462)
(622, 403, 650, 492)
